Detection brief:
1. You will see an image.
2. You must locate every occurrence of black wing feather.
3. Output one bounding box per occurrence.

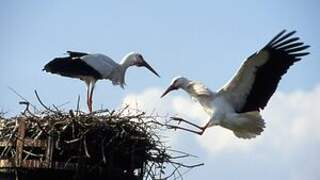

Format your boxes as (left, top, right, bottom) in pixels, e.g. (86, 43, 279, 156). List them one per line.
(278, 42, 304, 50)
(270, 31, 296, 46)
(273, 37, 300, 49)
(43, 56, 102, 80)
(238, 30, 310, 113)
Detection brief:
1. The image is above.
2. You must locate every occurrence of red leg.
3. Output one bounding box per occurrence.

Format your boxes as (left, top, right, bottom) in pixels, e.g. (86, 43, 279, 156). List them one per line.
(168, 117, 210, 135)
(85, 81, 92, 113)
(88, 81, 96, 113)
(197, 121, 210, 135)
(171, 117, 203, 129)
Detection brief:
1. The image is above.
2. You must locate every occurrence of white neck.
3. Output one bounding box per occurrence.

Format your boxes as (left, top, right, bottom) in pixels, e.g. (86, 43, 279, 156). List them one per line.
(111, 54, 135, 88)
(182, 81, 216, 109)
(120, 53, 135, 69)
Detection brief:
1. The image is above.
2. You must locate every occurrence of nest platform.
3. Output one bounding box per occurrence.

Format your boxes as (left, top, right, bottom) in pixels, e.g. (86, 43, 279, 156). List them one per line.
(0, 108, 168, 180)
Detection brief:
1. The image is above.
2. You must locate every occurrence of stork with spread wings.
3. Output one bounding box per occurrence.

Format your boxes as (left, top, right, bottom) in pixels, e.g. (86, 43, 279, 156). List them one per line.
(161, 30, 310, 139)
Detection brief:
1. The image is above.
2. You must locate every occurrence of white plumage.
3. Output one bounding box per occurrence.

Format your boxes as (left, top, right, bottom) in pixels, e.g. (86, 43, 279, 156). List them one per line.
(44, 51, 160, 112)
(161, 30, 310, 139)
(81, 54, 119, 79)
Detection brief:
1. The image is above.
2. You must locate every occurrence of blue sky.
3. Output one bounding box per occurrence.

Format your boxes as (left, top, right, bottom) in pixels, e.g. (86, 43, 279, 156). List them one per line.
(1, 1, 320, 179)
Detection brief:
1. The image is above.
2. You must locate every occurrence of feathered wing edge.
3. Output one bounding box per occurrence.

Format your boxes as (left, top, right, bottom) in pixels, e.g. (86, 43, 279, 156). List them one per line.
(238, 30, 310, 113)
(43, 51, 102, 79)
(218, 30, 310, 114)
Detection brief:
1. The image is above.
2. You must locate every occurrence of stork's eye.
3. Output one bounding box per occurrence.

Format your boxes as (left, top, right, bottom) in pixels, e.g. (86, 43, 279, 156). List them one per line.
(137, 54, 143, 61)
(135, 55, 144, 66)
(173, 80, 178, 86)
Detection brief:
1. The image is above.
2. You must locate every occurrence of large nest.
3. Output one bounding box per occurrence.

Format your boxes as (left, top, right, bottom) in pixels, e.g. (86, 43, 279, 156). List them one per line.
(0, 95, 203, 180)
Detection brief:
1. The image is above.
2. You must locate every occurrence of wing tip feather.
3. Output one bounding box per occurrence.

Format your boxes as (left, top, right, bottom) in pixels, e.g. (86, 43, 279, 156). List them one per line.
(265, 30, 310, 59)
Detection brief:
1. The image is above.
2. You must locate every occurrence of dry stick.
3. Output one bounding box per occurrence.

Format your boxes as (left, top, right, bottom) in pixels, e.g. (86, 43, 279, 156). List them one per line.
(22, 149, 44, 158)
(101, 137, 107, 164)
(167, 149, 199, 158)
(21, 102, 39, 119)
(81, 130, 91, 158)
(83, 136, 91, 158)
(56, 101, 71, 108)
(163, 123, 202, 135)
(64, 138, 81, 144)
(116, 104, 129, 116)
(141, 119, 205, 179)
(23, 130, 43, 161)
(0, 125, 18, 158)
(145, 162, 156, 180)
(166, 163, 182, 180)
(52, 104, 61, 112)
(168, 161, 204, 169)
(20, 101, 50, 136)
(169, 154, 189, 160)
(34, 90, 61, 115)
(8, 86, 38, 111)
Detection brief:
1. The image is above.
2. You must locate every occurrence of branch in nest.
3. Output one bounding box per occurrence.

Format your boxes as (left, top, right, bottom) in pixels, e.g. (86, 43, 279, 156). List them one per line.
(34, 90, 62, 116)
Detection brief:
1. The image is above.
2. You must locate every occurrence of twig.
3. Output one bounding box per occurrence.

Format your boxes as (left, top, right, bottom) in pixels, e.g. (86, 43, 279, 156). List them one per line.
(167, 149, 199, 158)
(23, 149, 44, 158)
(57, 101, 71, 108)
(8, 86, 38, 111)
(168, 161, 204, 169)
(34, 90, 61, 115)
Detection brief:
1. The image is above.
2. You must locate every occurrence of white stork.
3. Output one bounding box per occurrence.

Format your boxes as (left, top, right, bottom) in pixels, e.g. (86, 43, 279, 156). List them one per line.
(161, 30, 310, 139)
(44, 51, 160, 113)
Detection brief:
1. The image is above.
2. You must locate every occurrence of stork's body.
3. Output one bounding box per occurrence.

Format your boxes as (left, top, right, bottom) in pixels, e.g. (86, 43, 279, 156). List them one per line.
(44, 51, 159, 112)
(161, 30, 310, 139)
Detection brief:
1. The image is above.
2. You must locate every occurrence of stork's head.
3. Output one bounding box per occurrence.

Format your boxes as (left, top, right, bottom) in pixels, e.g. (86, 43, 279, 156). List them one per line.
(161, 76, 190, 98)
(125, 52, 160, 77)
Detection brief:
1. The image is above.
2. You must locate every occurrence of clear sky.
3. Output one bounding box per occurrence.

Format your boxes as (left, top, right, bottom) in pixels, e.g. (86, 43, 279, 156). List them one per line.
(1, 0, 320, 179)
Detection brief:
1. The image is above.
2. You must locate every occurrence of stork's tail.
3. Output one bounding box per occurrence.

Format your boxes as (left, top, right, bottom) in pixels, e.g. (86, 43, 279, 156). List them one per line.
(232, 111, 265, 139)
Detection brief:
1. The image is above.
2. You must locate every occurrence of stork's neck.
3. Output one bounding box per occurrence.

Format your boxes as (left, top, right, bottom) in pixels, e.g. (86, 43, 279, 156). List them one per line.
(111, 54, 135, 88)
(182, 81, 216, 109)
(120, 54, 135, 70)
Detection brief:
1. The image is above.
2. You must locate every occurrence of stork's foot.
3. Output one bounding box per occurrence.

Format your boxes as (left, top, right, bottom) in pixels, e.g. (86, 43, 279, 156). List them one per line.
(197, 127, 206, 135)
(170, 117, 204, 130)
(166, 124, 206, 135)
(167, 117, 208, 136)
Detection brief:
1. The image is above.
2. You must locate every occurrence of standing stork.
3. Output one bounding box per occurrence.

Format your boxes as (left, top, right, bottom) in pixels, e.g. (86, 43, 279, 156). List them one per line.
(44, 51, 160, 113)
(161, 30, 310, 139)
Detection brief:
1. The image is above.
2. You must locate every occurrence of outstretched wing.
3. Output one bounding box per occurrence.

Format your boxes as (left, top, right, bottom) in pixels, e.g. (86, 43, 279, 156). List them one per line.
(219, 30, 310, 113)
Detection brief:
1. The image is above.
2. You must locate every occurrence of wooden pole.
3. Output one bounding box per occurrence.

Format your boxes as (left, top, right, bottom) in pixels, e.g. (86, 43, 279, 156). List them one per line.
(16, 118, 26, 167)
(45, 121, 54, 168)
(15, 118, 26, 180)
